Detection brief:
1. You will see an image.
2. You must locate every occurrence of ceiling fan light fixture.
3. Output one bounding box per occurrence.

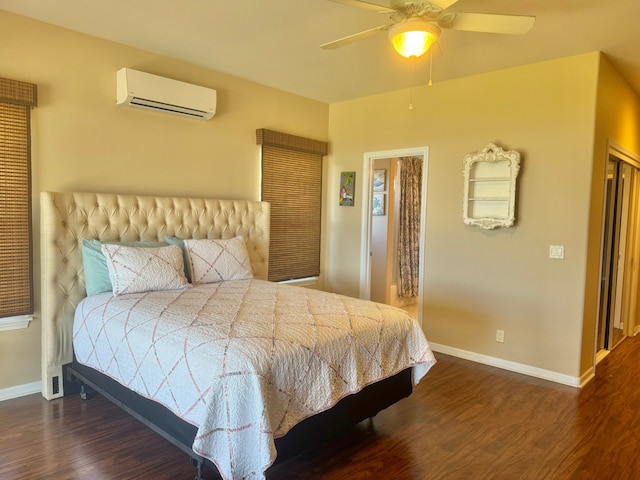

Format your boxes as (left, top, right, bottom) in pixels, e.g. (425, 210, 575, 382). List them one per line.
(389, 19, 440, 58)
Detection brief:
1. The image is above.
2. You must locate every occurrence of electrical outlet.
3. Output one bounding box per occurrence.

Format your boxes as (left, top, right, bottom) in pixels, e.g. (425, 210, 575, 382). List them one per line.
(496, 329, 505, 343)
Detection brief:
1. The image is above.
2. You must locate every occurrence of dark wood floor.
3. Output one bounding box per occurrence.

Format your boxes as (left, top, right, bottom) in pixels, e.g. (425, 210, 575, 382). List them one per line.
(2, 336, 640, 479)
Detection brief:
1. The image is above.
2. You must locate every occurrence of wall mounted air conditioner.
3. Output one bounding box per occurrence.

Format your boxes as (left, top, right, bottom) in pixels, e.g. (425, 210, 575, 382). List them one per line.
(116, 68, 217, 120)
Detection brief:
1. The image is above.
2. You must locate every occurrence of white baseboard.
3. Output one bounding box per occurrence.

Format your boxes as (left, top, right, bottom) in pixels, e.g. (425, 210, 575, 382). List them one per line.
(429, 342, 583, 388)
(1, 345, 589, 400)
(0, 381, 41, 401)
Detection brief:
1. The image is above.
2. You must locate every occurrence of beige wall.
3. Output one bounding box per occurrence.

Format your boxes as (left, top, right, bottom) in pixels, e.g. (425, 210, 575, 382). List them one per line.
(0, 11, 329, 391)
(326, 53, 603, 378)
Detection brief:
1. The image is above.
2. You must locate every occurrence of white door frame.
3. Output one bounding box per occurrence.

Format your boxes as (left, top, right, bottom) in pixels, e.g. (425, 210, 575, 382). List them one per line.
(359, 146, 429, 327)
(594, 139, 640, 366)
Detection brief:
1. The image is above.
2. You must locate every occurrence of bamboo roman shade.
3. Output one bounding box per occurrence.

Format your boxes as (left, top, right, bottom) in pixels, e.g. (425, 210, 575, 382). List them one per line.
(0, 76, 36, 318)
(257, 129, 328, 282)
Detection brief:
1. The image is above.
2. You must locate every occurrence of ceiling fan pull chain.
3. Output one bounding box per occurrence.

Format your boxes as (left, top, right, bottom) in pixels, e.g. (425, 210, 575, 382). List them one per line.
(428, 48, 433, 87)
(409, 57, 415, 110)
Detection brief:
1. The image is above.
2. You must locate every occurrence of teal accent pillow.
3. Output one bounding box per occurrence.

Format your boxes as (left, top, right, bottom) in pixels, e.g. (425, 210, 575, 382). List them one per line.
(164, 236, 192, 283)
(81, 238, 167, 296)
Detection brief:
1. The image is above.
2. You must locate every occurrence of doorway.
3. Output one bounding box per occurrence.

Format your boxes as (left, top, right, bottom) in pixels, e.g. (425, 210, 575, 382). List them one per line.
(597, 143, 640, 357)
(360, 147, 429, 326)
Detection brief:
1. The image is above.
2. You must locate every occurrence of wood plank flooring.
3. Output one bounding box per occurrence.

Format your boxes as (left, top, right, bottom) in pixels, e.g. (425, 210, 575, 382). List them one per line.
(2, 336, 640, 479)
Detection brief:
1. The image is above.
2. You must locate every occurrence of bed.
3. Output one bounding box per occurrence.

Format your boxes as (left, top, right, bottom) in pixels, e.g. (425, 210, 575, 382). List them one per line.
(40, 191, 436, 480)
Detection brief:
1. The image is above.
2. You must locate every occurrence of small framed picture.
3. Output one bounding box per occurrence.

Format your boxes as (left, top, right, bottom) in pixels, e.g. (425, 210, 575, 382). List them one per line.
(373, 169, 387, 192)
(339, 171, 355, 206)
(372, 193, 385, 216)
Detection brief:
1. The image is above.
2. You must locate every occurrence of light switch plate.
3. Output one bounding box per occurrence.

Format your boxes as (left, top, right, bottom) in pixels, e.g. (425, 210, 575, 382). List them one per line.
(549, 245, 565, 259)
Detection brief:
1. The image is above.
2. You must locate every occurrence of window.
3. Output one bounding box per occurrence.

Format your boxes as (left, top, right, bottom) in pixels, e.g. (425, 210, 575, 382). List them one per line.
(257, 129, 328, 282)
(0, 77, 37, 323)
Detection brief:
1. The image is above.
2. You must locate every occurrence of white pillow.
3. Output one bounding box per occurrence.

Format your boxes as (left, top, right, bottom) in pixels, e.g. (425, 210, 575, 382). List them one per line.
(184, 237, 253, 284)
(101, 244, 190, 296)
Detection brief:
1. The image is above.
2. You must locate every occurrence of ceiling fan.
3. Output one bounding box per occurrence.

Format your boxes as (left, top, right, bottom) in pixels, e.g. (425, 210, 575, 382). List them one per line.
(321, 0, 535, 59)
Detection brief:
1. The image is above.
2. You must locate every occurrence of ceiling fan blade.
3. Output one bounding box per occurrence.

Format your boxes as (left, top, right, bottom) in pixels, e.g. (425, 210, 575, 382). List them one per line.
(320, 24, 391, 50)
(326, 0, 393, 13)
(448, 13, 535, 35)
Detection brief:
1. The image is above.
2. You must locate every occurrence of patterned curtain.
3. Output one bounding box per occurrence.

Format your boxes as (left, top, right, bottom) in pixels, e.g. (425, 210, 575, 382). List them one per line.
(398, 156, 422, 298)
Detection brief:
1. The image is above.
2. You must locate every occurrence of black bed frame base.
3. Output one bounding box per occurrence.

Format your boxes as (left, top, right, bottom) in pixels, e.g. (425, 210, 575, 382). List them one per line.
(64, 362, 413, 480)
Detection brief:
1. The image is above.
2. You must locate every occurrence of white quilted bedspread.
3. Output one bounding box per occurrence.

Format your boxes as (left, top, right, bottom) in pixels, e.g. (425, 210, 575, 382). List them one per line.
(73, 279, 436, 479)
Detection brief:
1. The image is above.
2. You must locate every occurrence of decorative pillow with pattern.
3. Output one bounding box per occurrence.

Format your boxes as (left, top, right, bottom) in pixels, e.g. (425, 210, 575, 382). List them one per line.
(101, 244, 190, 296)
(184, 237, 253, 284)
(81, 239, 167, 296)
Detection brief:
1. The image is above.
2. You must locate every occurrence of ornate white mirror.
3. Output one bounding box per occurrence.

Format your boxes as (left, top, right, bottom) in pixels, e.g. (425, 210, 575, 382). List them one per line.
(463, 143, 521, 230)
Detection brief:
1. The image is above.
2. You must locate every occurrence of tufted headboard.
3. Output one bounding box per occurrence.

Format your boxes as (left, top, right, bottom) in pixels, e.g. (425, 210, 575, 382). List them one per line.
(40, 191, 270, 400)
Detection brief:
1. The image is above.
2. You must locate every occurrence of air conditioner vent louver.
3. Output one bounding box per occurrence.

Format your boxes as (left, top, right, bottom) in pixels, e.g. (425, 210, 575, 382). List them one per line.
(116, 68, 217, 120)
(129, 97, 211, 118)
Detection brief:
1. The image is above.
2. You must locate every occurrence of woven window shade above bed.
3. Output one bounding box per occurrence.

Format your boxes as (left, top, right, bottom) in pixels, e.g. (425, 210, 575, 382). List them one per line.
(0, 77, 36, 318)
(258, 129, 327, 282)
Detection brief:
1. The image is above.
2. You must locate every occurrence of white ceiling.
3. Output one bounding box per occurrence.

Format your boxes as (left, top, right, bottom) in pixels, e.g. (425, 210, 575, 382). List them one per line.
(2, 0, 640, 103)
